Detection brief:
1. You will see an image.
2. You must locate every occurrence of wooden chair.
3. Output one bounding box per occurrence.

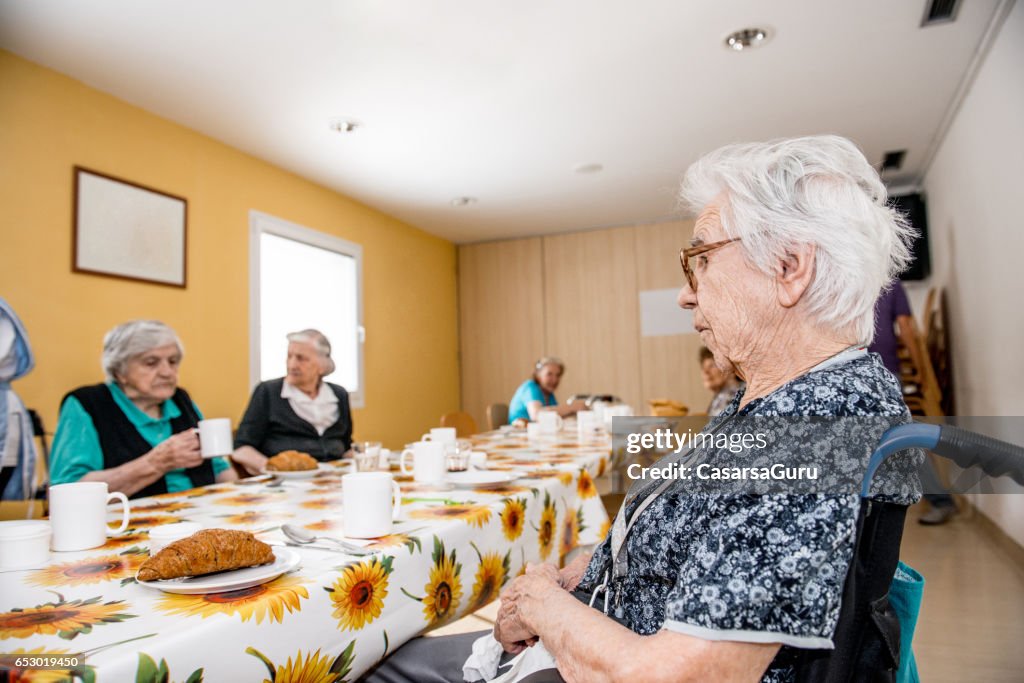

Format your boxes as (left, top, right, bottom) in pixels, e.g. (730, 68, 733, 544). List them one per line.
(486, 403, 509, 430)
(899, 304, 944, 418)
(441, 411, 478, 437)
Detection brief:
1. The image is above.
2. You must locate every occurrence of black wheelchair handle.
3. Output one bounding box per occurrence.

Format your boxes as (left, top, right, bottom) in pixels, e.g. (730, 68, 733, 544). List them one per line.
(933, 425, 1024, 487)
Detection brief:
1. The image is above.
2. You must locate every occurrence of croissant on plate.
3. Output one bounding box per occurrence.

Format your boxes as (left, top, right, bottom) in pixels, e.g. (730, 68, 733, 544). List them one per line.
(266, 450, 318, 471)
(137, 529, 275, 581)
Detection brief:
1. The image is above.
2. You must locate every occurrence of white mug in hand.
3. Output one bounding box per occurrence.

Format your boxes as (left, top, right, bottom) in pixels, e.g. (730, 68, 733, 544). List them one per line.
(400, 440, 448, 484)
(49, 482, 130, 551)
(343, 472, 402, 538)
(197, 418, 233, 457)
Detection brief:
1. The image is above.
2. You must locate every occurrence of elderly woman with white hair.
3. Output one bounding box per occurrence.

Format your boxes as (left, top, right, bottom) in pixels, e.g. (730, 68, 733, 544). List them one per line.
(231, 329, 353, 475)
(364, 136, 922, 683)
(50, 320, 237, 499)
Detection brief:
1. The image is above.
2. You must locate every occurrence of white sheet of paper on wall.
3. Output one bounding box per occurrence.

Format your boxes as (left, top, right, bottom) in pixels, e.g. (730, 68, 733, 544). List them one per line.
(639, 288, 695, 337)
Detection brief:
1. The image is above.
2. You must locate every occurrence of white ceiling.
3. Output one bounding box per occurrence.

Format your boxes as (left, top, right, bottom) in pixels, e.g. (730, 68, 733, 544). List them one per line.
(0, 0, 1005, 243)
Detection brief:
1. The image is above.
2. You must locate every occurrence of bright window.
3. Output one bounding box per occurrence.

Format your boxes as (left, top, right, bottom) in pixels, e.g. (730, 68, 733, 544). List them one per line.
(249, 211, 364, 407)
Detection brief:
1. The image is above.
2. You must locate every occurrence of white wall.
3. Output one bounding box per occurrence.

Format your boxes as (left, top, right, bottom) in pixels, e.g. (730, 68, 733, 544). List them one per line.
(921, 0, 1024, 546)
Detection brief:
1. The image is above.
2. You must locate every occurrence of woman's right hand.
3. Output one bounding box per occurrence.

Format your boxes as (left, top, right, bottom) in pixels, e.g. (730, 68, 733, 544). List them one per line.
(147, 430, 203, 474)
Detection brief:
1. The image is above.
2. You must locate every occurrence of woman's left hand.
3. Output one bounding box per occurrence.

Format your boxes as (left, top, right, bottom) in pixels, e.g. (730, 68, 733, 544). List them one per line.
(501, 563, 565, 634)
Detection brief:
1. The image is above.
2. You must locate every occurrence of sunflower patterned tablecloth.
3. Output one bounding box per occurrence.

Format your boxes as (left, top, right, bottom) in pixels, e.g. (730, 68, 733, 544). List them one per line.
(0, 430, 611, 682)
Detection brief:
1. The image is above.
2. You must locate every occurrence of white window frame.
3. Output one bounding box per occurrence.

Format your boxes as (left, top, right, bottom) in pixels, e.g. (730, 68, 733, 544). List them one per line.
(248, 210, 365, 408)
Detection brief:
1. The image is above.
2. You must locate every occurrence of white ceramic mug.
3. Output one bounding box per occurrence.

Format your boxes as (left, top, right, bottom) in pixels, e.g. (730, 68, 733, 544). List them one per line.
(526, 422, 543, 441)
(538, 411, 563, 434)
(400, 440, 448, 484)
(422, 427, 457, 446)
(576, 410, 598, 441)
(148, 522, 202, 553)
(197, 418, 233, 457)
(49, 482, 130, 552)
(0, 520, 51, 570)
(342, 472, 402, 538)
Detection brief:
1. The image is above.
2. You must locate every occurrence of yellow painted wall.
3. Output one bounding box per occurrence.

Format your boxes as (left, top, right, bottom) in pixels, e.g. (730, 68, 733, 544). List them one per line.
(0, 50, 460, 450)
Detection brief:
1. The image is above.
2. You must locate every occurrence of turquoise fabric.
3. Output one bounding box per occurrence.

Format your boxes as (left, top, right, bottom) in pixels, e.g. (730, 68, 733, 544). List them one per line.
(890, 561, 924, 683)
(50, 382, 227, 491)
(508, 379, 557, 423)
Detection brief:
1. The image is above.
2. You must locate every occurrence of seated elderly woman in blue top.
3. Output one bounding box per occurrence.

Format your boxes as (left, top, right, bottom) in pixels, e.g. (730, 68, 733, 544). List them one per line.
(50, 320, 236, 499)
(508, 357, 585, 424)
(364, 135, 922, 682)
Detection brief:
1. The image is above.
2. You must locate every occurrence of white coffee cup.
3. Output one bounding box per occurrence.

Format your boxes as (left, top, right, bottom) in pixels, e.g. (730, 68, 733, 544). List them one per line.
(400, 440, 448, 484)
(148, 522, 202, 553)
(422, 427, 457, 445)
(49, 482, 130, 552)
(538, 411, 563, 434)
(197, 418, 233, 457)
(526, 422, 543, 441)
(0, 520, 51, 570)
(576, 410, 598, 441)
(342, 472, 402, 538)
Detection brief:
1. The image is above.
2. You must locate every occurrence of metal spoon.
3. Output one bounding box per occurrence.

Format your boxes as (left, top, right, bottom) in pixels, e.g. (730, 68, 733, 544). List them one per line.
(281, 524, 375, 556)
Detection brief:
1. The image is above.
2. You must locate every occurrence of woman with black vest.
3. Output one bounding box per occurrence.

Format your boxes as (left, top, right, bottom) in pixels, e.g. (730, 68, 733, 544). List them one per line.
(230, 329, 352, 476)
(50, 320, 237, 499)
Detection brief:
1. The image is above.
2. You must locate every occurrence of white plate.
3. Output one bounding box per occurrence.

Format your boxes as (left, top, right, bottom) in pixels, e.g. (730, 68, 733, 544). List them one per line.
(445, 471, 517, 489)
(137, 547, 301, 594)
(261, 463, 334, 479)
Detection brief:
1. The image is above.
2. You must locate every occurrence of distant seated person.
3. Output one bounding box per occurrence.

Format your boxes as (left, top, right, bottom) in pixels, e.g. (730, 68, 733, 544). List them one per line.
(50, 320, 237, 499)
(231, 329, 352, 475)
(508, 356, 585, 426)
(699, 346, 744, 416)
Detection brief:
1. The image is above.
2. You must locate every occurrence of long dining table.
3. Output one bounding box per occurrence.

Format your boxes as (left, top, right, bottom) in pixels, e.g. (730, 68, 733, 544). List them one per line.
(0, 427, 612, 681)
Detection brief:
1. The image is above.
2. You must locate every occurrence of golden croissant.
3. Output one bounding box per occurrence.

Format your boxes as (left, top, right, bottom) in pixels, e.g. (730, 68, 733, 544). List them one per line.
(137, 529, 275, 581)
(266, 450, 318, 471)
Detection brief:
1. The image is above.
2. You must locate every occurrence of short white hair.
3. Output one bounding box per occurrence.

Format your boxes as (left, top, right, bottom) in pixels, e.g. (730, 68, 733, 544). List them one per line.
(102, 320, 183, 382)
(679, 135, 915, 344)
(286, 328, 335, 376)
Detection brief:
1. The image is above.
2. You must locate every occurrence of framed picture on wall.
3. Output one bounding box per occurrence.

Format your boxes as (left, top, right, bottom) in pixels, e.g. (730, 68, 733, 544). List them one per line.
(73, 166, 188, 288)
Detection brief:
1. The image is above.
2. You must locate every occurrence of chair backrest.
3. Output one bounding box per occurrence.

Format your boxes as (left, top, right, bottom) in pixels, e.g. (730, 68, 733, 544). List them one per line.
(27, 409, 49, 498)
(441, 411, 478, 437)
(486, 403, 509, 429)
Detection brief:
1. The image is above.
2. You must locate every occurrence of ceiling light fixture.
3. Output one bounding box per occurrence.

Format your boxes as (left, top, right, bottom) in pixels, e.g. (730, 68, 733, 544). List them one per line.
(450, 197, 477, 207)
(574, 163, 603, 174)
(725, 28, 768, 51)
(328, 117, 360, 134)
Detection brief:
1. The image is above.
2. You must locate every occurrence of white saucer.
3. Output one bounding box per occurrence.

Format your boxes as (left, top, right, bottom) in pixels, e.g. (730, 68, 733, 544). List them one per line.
(137, 547, 301, 594)
(445, 471, 517, 489)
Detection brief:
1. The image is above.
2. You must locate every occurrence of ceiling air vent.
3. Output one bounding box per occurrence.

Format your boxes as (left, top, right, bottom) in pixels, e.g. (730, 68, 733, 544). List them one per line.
(922, 0, 960, 26)
(881, 150, 907, 172)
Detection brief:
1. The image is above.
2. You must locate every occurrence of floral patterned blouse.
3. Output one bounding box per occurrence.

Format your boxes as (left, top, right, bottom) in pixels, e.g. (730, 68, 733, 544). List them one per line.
(577, 352, 922, 682)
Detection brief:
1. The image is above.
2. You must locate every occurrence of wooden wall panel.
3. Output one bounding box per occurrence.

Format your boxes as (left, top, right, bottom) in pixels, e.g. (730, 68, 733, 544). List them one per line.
(458, 239, 545, 429)
(542, 227, 643, 411)
(633, 220, 713, 415)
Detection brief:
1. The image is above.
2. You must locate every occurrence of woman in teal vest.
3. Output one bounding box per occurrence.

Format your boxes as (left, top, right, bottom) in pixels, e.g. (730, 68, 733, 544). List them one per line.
(50, 320, 236, 498)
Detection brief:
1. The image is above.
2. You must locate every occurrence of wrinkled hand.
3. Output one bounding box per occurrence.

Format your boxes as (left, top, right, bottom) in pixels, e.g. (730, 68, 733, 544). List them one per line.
(231, 446, 268, 477)
(493, 599, 537, 654)
(148, 430, 202, 473)
(495, 563, 564, 653)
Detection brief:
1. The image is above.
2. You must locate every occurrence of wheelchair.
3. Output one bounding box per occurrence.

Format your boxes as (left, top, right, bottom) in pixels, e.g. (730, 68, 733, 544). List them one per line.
(793, 422, 1024, 682)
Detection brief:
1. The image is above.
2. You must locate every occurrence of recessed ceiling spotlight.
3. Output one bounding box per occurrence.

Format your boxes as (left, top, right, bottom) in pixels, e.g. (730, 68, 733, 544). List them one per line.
(329, 117, 360, 133)
(450, 196, 477, 207)
(574, 163, 603, 174)
(725, 28, 769, 51)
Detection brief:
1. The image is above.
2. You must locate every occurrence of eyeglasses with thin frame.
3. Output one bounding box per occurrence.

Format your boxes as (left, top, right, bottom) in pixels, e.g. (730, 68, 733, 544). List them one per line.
(679, 238, 741, 292)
